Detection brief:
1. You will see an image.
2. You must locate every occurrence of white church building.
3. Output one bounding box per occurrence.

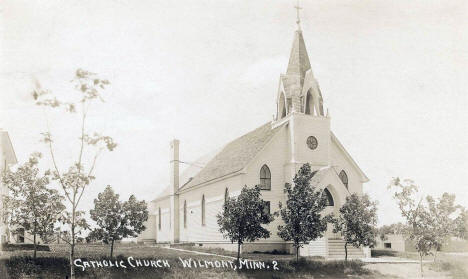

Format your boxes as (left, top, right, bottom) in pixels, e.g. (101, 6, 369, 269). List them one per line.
(0, 129, 18, 245)
(139, 19, 369, 258)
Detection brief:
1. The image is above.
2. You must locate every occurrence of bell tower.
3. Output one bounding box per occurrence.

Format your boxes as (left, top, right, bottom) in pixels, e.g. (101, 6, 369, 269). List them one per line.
(275, 4, 325, 120)
(275, 3, 331, 178)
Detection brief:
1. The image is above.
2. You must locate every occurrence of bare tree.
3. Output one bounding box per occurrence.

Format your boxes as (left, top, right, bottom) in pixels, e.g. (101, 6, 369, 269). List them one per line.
(33, 69, 116, 278)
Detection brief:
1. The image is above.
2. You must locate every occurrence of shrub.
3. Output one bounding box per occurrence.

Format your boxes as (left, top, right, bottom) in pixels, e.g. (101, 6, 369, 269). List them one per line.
(1, 243, 50, 252)
(371, 249, 398, 257)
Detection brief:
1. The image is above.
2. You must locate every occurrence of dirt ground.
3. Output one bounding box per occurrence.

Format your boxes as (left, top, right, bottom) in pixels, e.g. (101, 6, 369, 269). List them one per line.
(365, 263, 450, 279)
(364, 252, 468, 279)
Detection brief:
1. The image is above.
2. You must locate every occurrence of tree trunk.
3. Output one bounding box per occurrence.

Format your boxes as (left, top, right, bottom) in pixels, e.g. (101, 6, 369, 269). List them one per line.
(110, 239, 114, 258)
(420, 253, 423, 277)
(344, 242, 348, 262)
(237, 242, 241, 263)
(433, 249, 437, 263)
(33, 232, 37, 260)
(296, 246, 299, 262)
(70, 214, 76, 279)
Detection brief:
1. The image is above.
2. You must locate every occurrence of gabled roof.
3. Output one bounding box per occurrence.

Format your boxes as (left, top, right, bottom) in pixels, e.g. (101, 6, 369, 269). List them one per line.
(179, 122, 284, 191)
(152, 147, 221, 202)
(153, 122, 284, 201)
(330, 132, 369, 183)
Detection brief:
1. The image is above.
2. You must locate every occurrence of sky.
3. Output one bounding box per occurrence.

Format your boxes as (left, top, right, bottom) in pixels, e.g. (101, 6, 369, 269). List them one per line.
(1, 0, 467, 225)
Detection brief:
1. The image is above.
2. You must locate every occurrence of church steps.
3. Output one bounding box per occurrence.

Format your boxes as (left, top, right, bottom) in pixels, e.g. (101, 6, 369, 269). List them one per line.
(327, 239, 365, 259)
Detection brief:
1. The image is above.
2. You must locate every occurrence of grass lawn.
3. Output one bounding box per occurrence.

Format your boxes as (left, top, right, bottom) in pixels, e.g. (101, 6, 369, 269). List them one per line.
(0, 244, 394, 279)
(400, 251, 468, 279)
(177, 244, 296, 262)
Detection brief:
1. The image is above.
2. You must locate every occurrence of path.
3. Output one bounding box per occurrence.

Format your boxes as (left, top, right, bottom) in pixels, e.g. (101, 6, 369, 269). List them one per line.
(161, 246, 240, 261)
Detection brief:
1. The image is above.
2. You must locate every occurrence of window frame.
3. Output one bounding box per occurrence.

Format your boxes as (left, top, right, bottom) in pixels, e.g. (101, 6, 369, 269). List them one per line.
(224, 188, 229, 203)
(339, 170, 349, 189)
(259, 164, 271, 190)
(324, 188, 334, 206)
(183, 200, 187, 229)
(158, 207, 161, 230)
(201, 195, 206, 226)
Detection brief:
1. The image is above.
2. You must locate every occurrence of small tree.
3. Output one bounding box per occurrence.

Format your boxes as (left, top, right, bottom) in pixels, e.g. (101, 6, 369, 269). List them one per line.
(34, 69, 116, 278)
(388, 178, 435, 274)
(217, 185, 274, 262)
(454, 207, 467, 240)
(426, 193, 457, 262)
(2, 153, 65, 259)
(89, 185, 148, 258)
(277, 163, 329, 262)
(331, 193, 377, 261)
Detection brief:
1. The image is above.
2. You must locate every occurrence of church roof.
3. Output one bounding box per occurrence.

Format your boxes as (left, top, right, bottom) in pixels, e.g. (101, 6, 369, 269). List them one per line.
(152, 147, 221, 201)
(180, 122, 283, 190)
(153, 122, 284, 201)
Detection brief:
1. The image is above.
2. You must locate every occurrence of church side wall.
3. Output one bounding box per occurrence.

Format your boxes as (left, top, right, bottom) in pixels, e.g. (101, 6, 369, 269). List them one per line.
(243, 125, 288, 242)
(178, 175, 244, 243)
(330, 139, 363, 196)
(154, 198, 171, 243)
(138, 201, 157, 242)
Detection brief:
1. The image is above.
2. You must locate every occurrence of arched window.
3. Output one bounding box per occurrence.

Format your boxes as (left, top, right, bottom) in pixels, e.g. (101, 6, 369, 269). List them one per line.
(305, 91, 314, 115)
(201, 195, 206, 226)
(339, 170, 348, 189)
(279, 93, 287, 119)
(183, 200, 187, 229)
(324, 188, 334, 206)
(260, 165, 271, 190)
(224, 188, 229, 203)
(158, 207, 161, 230)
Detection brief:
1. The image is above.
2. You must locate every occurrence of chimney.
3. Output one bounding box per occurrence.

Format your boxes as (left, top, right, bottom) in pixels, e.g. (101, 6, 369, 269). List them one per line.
(170, 139, 179, 195)
(169, 139, 180, 243)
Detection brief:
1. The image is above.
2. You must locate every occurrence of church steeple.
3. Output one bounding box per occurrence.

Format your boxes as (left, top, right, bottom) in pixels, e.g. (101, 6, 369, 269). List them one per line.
(286, 30, 311, 86)
(275, 2, 325, 120)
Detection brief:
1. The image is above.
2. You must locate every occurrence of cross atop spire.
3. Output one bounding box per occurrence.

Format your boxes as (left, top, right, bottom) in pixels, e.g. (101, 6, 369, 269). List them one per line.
(294, 0, 302, 30)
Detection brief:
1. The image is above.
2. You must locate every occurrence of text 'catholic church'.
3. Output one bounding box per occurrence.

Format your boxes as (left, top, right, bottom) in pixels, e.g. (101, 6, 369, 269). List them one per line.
(138, 12, 370, 258)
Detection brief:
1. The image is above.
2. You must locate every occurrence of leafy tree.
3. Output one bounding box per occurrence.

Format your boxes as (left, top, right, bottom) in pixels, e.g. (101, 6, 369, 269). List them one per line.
(89, 185, 148, 258)
(2, 153, 65, 259)
(454, 207, 467, 240)
(34, 69, 116, 278)
(277, 163, 329, 262)
(426, 193, 457, 261)
(217, 185, 274, 262)
(331, 193, 377, 261)
(388, 178, 435, 274)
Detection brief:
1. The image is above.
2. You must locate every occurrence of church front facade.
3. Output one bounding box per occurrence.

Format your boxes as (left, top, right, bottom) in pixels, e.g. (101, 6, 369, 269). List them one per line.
(138, 25, 369, 258)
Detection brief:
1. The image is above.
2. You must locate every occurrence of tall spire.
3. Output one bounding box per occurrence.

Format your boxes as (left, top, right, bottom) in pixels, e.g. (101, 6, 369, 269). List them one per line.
(286, 29, 311, 85)
(286, 0, 311, 84)
(276, 2, 325, 119)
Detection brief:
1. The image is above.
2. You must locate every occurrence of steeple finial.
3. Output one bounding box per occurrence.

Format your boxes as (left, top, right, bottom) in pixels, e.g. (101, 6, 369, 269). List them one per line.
(294, 0, 302, 30)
